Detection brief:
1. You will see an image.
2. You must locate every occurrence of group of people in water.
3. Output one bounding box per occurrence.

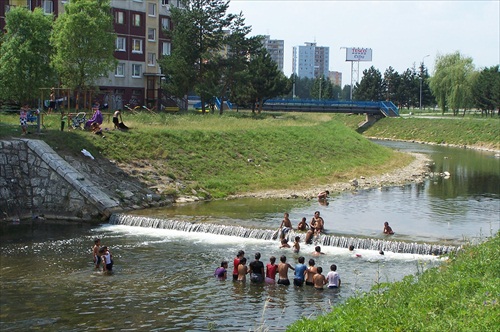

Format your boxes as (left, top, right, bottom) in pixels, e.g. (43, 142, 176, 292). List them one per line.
(92, 238, 113, 273)
(215, 250, 341, 291)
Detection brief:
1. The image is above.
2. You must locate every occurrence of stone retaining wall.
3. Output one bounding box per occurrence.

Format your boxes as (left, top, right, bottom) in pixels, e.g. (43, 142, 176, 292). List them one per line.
(0, 139, 120, 222)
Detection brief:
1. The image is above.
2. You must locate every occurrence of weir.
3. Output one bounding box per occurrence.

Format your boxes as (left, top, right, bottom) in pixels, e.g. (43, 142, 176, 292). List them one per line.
(109, 214, 460, 256)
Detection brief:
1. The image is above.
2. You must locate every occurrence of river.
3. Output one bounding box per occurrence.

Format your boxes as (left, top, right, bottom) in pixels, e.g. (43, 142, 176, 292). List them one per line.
(1, 141, 498, 331)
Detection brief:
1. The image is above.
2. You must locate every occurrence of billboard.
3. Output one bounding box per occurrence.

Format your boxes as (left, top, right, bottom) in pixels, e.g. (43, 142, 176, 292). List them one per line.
(346, 48, 372, 61)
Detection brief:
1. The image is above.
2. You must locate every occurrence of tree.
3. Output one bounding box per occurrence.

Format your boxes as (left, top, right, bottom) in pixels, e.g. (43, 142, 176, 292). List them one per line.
(50, 0, 116, 107)
(246, 49, 291, 113)
(429, 51, 475, 115)
(382, 67, 400, 102)
(160, 0, 233, 113)
(353, 66, 383, 101)
(397, 68, 418, 109)
(310, 76, 333, 100)
(0, 7, 55, 105)
(471, 65, 500, 116)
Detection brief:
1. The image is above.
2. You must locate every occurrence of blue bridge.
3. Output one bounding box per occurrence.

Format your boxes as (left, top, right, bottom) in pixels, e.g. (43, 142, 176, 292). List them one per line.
(262, 99, 400, 117)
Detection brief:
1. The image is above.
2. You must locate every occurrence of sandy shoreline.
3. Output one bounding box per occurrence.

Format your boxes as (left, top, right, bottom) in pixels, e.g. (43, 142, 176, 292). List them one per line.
(227, 152, 432, 200)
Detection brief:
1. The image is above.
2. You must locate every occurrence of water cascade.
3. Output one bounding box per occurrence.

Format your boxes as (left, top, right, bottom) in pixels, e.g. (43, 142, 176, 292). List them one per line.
(109, 214, 460, 256)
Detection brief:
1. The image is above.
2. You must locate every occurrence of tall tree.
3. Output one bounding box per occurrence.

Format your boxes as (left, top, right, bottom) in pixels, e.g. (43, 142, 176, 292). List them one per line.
(310, 76, 333, 100)
(471, 65, 500, 116)
(382, 66, 400, 102)
(429, 51, 475, 115)
(160, 0, 233, 113)
(353, 66, 383, 101)
(50, 0, 116, 107)
(0, 7, 55, 105)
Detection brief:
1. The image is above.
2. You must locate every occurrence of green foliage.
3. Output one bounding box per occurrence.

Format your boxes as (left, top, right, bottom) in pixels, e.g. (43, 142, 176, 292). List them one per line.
(287, 233, 500, 332)
(310, 77, 335, 100)
(471, 65, 500, 115)
(354, 66, 383, 101)
(429, 51, 475, 115)
(0, 7, 55, 104)
(50, 0, 116, 92)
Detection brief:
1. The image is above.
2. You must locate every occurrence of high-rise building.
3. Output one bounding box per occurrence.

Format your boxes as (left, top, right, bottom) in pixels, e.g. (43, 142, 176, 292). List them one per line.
(294, 42, 329, 79)
(261, 35, 284, 73)
(1, 0, 181, 110)
(328, 71, 342, 87)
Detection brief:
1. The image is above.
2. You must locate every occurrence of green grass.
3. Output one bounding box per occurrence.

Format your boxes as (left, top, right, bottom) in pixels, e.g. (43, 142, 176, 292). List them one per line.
(0, 111, 407, 198)
(287, 232, 500, 332)
(332, 114, 500, 151)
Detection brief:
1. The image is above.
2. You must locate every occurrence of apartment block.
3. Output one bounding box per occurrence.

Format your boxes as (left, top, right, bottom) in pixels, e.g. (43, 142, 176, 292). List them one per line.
(328, 71, 342, 87)
(261, 35, 284, 73)
(1, 0, 181, 110)
(294, 42, 329, 79)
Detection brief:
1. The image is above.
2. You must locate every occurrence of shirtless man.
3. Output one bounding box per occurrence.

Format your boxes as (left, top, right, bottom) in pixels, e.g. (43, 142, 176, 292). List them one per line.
(280, 212, 293, 240)
(312, 267, 327, 290)
(277, 255, 295, 286)
(304, 258, 317, 286)
(310, 211, 324, 235)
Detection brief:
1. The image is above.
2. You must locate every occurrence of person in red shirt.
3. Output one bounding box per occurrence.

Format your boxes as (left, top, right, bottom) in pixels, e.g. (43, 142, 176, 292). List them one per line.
(265, 256, 278, 284)
(232, 250, 245, 281)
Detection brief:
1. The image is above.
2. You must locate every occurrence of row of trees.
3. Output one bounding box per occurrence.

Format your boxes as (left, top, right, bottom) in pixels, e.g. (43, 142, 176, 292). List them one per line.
(353, 53, 499, 115)
(0, 0, 116, 106)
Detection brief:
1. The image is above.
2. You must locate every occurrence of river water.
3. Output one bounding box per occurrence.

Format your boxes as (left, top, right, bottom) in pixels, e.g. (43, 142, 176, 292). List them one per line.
(1, 141, 499, 331)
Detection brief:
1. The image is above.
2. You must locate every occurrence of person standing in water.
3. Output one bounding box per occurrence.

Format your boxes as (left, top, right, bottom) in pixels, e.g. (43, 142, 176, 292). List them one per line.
(383, 222, 395, 235)
(232, 250, 245, 281)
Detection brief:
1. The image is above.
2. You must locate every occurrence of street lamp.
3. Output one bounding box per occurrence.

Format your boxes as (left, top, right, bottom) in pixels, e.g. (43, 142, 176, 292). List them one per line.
(419, 54, 430, 112)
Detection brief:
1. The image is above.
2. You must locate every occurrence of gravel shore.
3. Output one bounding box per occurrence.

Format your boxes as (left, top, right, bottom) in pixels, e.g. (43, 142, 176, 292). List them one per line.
(227, 152, 431, 200)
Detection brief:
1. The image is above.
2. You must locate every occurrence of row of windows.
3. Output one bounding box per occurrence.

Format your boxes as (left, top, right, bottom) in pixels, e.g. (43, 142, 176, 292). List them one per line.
(116, 37, 171, 55)
(115, 10, 171, 31)
(116, 63, 145, 78)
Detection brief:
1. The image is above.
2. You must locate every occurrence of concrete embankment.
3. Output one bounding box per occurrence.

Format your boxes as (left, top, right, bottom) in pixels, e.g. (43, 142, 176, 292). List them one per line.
(0, 139, 121, 222)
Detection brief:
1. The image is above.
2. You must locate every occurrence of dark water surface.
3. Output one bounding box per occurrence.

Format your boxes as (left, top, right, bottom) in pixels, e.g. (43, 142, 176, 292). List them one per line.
(1, 141, 499, 331)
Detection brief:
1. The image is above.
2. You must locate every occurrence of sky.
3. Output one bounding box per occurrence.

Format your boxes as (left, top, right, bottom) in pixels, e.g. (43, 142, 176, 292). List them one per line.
(227, 0, 500, 86)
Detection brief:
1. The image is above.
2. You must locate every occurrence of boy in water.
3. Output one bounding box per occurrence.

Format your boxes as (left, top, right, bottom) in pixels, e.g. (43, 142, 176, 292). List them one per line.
(100, 246, 113, 273)
(92, 238, 101, 269)
(297, 217, 308, 231)
(383, 221, 395, 235)
(293, 256, 307, 287)
(279, 212, 293, 240)
(304, 258, 317, 286)
(312, 246, 325, 256)
(248, 252, 265, 283)
(326, 264, 341, 288)
(312, 266, 327, 290)
(280, 238, 291, 248)
(277, 255, 295, 286)
(237, 257, 248, 282)
(292, 236, 301, 253)
(214, 261, 228, 280)
(265, 256, 278, 284)
(232, 250, 244, 281)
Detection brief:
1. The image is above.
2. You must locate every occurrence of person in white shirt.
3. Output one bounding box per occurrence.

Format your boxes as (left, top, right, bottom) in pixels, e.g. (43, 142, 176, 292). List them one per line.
(326, 264, 341, 289)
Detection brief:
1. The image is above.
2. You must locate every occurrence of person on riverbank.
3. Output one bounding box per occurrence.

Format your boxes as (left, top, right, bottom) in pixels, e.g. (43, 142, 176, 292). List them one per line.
(20, 105, 29, 135)
(249, 252, 265, 283)
(214, 261, 228, 280)
(92, 238, 101, 269)
(384, 221, 395, 235)
(293, 256, 307, 287)
(265, 256, 278, 284)
(304, 258, 317, 286)
(237, 257, 248, 282)
(280, 212, 293, 240)
(277, 255, 294, 286)
(312, 266, 327, 290)
(326, 264, 341, 288)
(233, 250, 245, 281)
(297, 217, 309, 231)
(317, 190, 329, 200)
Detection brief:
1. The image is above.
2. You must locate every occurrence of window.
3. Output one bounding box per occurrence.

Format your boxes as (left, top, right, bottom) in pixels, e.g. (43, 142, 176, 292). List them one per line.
(42, 0, 53, 14)
(132, 39, 143, 53)
(161, 17, 170, 31)
(133, 14, 141, 27)
(115, 11, 124, 24)
(148, 3, 156, 16)
(148, 28, 156, 42)
(161, 0, 169, 5)
(116, 37, 126, 51)
(132, 64, 142, 78)
(115, 63, 125, 77)
(147, 53, 156, 66)
(162, 42, 171, 56)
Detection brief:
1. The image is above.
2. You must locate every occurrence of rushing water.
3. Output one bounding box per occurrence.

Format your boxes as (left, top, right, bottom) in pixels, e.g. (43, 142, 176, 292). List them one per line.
(1, 141, 499, 331)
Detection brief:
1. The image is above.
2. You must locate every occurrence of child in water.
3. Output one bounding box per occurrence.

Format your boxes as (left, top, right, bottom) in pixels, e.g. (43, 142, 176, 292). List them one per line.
(214, 261, 228, 280)
(293, 236, 300, 253)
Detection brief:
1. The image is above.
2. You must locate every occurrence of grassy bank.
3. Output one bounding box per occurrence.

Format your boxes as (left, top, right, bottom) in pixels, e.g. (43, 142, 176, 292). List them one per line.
(0, 111, 409, 198)
(334, 114, 500, 151)
(287, 232, 500, 332)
